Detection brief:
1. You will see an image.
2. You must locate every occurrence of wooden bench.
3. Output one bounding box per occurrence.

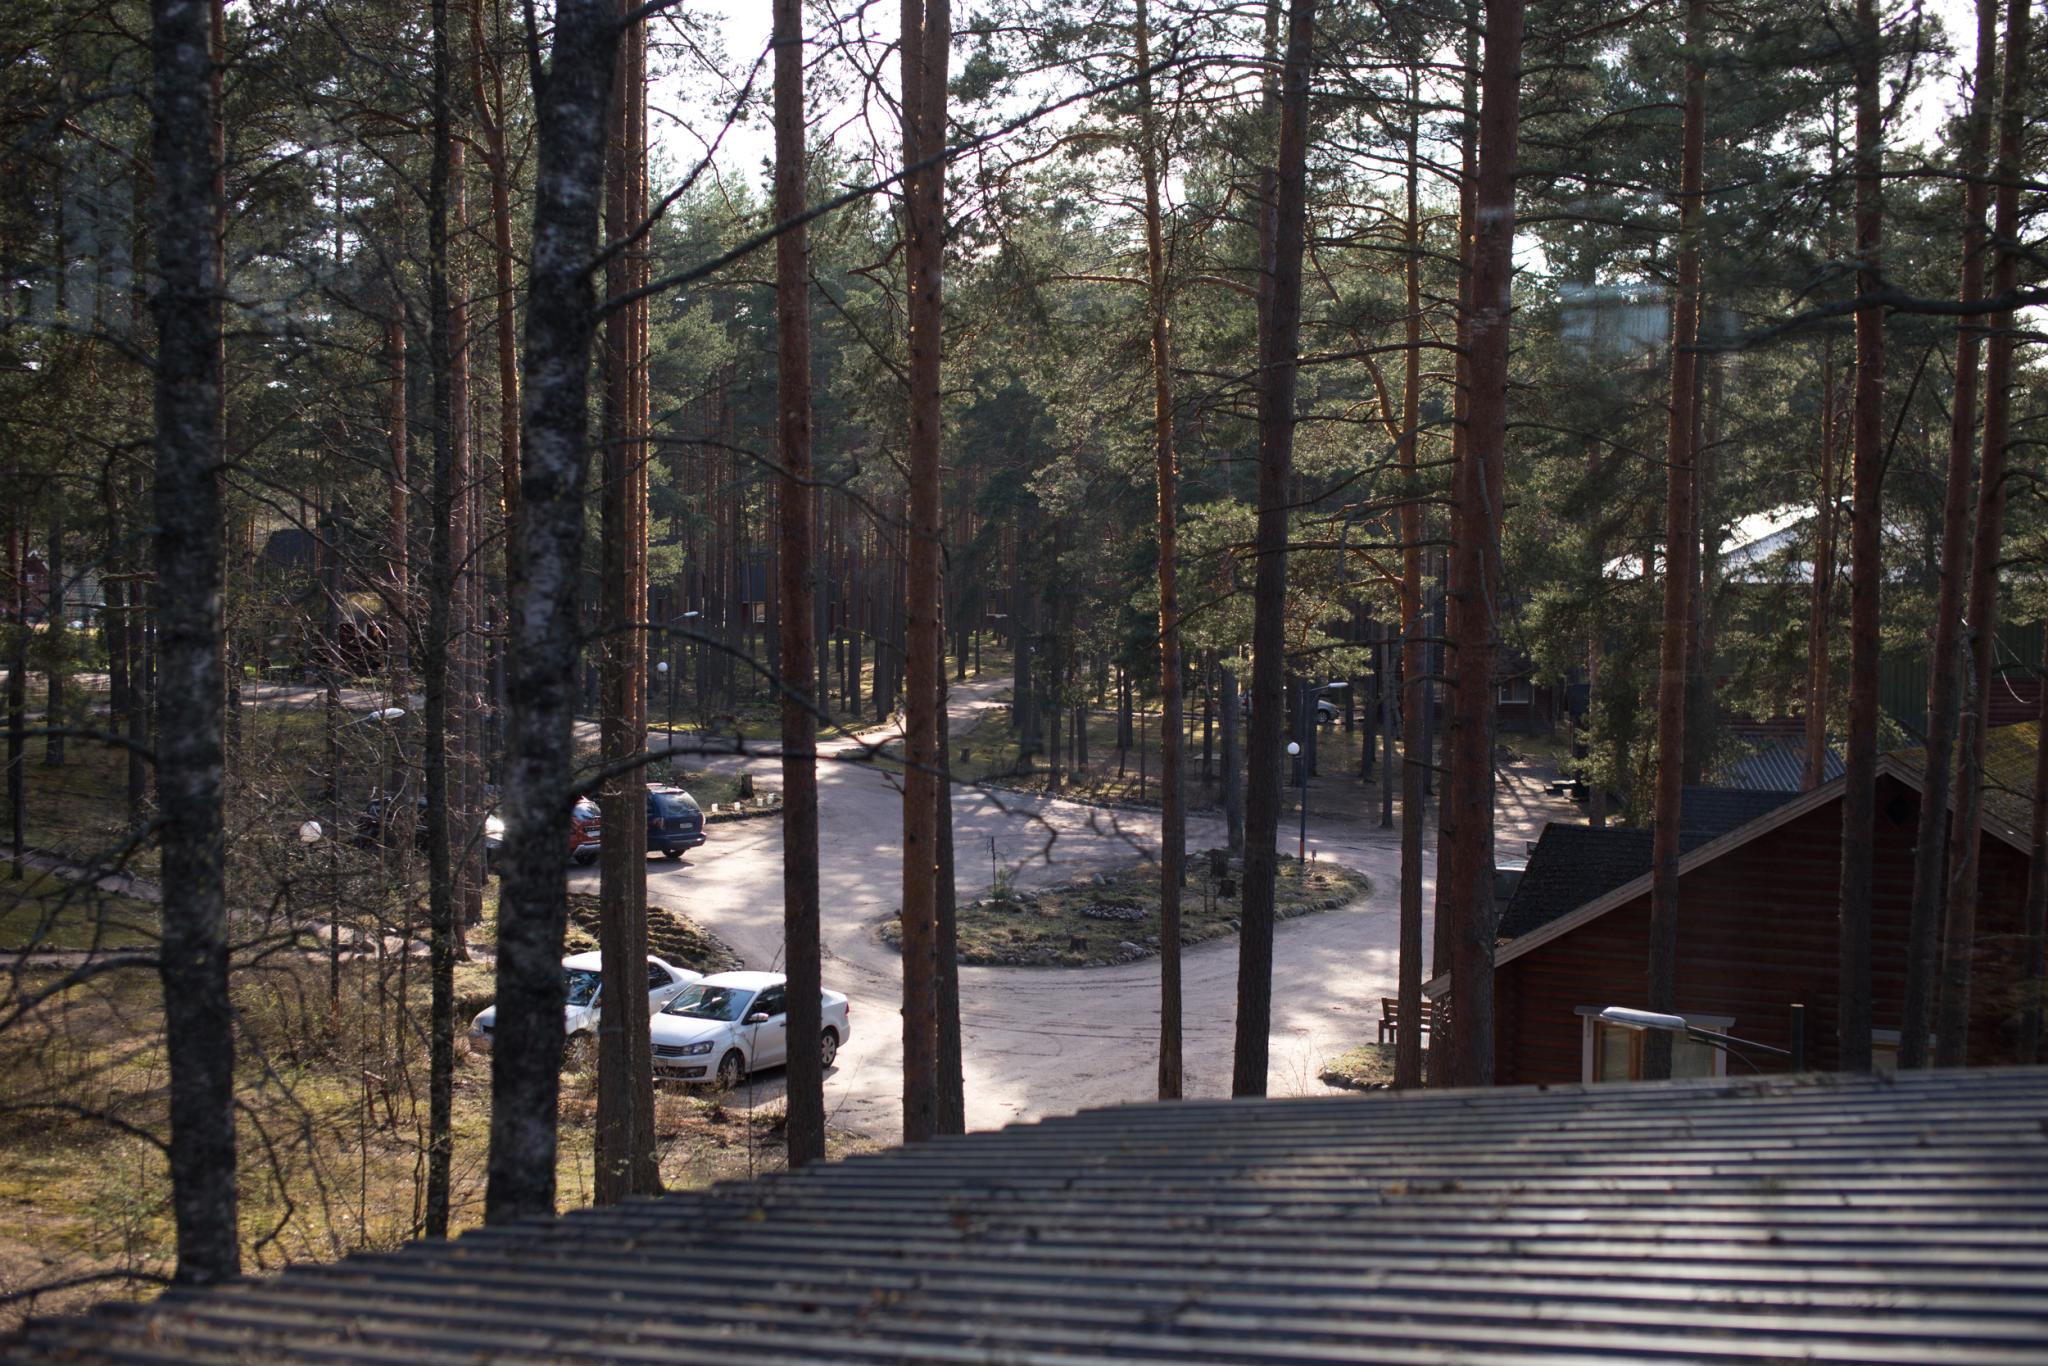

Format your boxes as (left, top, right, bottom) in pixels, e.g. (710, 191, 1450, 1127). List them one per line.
(1378, 997, 1430, 1044)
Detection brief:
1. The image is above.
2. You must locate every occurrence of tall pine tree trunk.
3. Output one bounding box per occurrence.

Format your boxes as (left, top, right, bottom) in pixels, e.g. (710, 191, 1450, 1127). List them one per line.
(1937, 0, 2030, 1067)
(44, 504, 64, 767)
(1394, 59, 1425, 1091)
(486, 0, 617, 1226)
(774, 0, 826, 1167)
(1836, 0, 1888, 1074)
(1802, 339, 1839, 790)
(596, 0, 656, 1203)
(1438, 0, 1523, 1089)
(1903, 0, 1998, 1069)
(1644, 0, 1705, 1081)
(149, 0, 237, 1284)
(1135, 0, 1184, 1100)
(422, 0, 466, 1234)
(1231, 0, 1313, 1098)
(898, 0, 950, 1144)
(2019, 624, 2047, 1063)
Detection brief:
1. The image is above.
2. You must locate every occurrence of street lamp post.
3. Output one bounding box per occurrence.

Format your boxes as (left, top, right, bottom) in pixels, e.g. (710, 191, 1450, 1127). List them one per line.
(1596, 1004, 1806, 1073)
(1286, 741, 1305, 861)
(1289, 681, 1348, 861)
(655, 660, 671, 769)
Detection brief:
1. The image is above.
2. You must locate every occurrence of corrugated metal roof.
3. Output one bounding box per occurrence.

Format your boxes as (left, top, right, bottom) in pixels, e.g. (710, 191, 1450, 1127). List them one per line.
(1723, 739, 1842, 791)
(15, 1069, 2048, 1364)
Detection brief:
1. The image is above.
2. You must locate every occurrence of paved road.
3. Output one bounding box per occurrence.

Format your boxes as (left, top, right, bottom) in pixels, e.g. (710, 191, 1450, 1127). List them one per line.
(600, 678, 1575, 1145)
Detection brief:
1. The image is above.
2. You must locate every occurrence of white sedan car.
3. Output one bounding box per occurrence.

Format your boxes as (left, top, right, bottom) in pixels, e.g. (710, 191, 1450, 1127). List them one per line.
(469, 951, 701, 1063)
(649, 970, 850, 1088)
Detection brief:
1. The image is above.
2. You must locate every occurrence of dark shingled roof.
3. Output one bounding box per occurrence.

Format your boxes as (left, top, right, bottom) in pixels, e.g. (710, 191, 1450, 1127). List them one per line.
(1497, 822, 1653, 940)
(1676, 785, 1803, 846)
(1498, 787, 1802, 942)
(15, 1069, 2048, 1363)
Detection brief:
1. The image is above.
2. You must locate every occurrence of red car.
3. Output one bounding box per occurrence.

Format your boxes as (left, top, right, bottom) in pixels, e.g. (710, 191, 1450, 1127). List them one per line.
(569, 797, 602, 866)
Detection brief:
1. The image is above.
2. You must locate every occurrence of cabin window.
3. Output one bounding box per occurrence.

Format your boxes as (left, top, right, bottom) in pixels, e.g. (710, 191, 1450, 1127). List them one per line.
(1497, 677, 1533, 704)
(1578, 1009, 1733, 1082)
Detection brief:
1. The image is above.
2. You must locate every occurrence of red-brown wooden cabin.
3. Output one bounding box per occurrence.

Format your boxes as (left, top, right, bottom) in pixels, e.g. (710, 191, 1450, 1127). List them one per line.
(1426, 723, 2042, 1083)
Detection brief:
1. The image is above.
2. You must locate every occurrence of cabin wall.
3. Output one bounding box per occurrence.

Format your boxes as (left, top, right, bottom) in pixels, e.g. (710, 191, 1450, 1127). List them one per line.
(1493, 774, 2035, 1084)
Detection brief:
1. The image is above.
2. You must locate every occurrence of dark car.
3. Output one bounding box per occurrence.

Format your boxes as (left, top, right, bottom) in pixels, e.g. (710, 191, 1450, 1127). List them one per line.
(647, 786, 706, 859)
(570, 798, 602, 866)
(354, 791, 427, 850)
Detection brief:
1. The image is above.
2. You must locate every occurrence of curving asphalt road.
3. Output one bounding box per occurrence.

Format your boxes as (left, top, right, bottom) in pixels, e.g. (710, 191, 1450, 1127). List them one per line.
(594, 677, 1582, 1147)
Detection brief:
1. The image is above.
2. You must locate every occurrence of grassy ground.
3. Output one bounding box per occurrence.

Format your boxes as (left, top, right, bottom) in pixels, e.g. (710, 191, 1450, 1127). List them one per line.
(1318, 1042, 1432, 1091)
(943, 701, 1437, 823)
(880, 856, 1368, 968)
(0, 871, 158, 952)
(649, 644, 1012, 744)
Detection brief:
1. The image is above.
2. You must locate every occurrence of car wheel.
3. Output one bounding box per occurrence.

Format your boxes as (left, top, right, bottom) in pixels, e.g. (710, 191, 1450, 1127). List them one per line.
(663, 848, 682, 861)
(562, 1033, 595, 1072)
(820, 1028, 840, 1070)
(715, 1049, 746, 1091)
(573, 849, 597, 867)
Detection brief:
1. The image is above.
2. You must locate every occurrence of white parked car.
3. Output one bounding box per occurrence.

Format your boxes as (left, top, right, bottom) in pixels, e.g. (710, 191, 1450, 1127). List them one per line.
(649, 970, 850, 1088)
(469, 951, 701, 1062)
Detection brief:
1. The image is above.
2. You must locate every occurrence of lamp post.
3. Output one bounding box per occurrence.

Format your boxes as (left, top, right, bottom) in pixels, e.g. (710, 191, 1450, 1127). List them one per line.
(1286, 741, 1305, 861)
(1596, 1004, 1806, 1073)
(1289, 681, 1348, 860)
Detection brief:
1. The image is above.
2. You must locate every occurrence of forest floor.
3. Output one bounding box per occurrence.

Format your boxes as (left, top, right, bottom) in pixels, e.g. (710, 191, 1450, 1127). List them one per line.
(0, 931, 876, 1331)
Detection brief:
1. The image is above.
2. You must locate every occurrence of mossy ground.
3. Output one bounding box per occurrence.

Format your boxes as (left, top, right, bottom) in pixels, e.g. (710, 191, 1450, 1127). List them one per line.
(881, 856, 1368, 968)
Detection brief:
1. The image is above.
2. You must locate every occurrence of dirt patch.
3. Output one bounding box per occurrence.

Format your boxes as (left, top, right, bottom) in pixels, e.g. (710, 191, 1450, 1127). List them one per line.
(878, 854, 1368, 967)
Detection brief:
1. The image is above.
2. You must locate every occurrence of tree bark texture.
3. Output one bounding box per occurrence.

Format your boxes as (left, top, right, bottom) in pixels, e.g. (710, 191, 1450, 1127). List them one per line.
(149, 0, 239, 1285)
(774, 0, 826, 1168)
(1439, 0, 1523, 1090)
(1135, 0, 1184, 1101)
(1902, 0, 1999, 1070)
(422, 0, 468, 1234)
(898, 0, 950, 1144)
(934, 653, 964, 1135)
(596, 0, 657, 1204)
(475, 0, 521, 580)
(44, 503, 64, 767)
(1644, 0, 1705, 1082)
(1395, 61, 1425, 1092)
(1937, 0, 2030, 1069)
(1802, 339, 1839, 791)
(486, 0, 618, 1226)
(1432, 2, 1478, 993)
(2020, 623, 2047, 1063)
(1836, 0, 1887, 1074)
(1231, 0, 1313, 1099)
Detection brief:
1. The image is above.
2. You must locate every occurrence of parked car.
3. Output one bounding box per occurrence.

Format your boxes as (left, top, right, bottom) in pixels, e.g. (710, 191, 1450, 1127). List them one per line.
(649, 970, 850, 1088)
(356, 793, 507, 873)
(646, 785, 706, 859)
(353, 791, 427, 849)
(1237, 695, 1341, 725)
(469, 952, 700, 1062)
(569, 798, 602, 866)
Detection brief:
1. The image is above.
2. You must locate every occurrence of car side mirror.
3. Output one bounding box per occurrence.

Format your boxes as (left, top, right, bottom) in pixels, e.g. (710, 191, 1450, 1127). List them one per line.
(745, 1012, 771, 1025)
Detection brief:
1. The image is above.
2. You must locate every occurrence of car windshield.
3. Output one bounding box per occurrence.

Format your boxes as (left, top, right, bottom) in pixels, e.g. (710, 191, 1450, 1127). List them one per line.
(563, 968, 601, 1008)
(662, 983, 751, 1022)
(653, 793, 695, 817)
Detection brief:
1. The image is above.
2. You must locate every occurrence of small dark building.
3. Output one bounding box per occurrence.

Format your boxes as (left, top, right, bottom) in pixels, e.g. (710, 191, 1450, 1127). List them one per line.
(1431, 725, 2042, 1083)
